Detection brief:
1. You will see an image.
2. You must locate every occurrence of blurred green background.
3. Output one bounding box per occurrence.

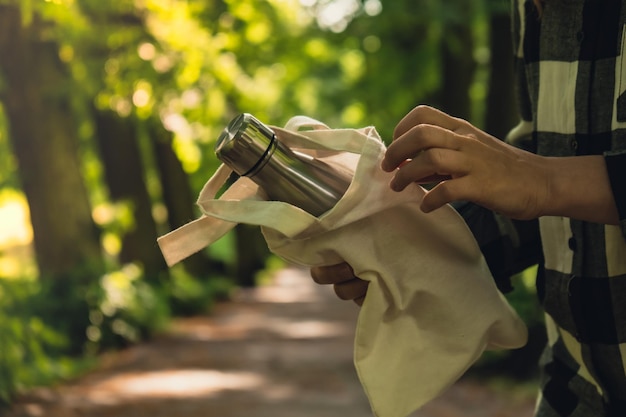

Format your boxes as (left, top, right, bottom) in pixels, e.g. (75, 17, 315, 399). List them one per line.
(0, 0, 543, 405)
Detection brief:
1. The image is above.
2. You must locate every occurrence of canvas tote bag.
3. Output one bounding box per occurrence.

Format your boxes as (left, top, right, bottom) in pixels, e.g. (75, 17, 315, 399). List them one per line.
(158, 116, 528, 417)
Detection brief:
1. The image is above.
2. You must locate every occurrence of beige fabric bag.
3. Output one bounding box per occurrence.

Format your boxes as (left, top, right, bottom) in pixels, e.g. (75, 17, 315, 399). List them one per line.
(158, 116, 528, 417)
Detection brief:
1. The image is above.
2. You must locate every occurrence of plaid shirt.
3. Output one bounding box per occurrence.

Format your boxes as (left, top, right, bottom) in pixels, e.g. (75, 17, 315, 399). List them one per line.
(505, 0, 626, 415)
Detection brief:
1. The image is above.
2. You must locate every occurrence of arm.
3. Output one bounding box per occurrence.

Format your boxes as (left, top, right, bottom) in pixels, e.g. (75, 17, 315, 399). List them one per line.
(382, 105, 620, 226)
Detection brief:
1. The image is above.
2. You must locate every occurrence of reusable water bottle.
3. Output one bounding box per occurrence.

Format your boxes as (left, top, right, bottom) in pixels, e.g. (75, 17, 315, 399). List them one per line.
(215, 113, 351, 216)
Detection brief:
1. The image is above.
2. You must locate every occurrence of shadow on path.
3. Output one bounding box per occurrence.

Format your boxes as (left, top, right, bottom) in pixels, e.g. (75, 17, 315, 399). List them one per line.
(4, 266, 536, 417)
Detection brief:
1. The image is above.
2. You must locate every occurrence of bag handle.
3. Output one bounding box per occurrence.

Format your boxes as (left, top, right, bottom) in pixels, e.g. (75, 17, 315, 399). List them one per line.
(157, 171, 261, 266)
(158, 116, 385, 265)
(283, 115, 330, 131)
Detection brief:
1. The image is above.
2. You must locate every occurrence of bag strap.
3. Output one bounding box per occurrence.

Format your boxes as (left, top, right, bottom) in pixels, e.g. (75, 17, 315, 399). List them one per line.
(157, 167, 261, 266)
(158, 116, 384, 265)
(283, 115, 330, 131)
(157, 215, 235, 267)
(272, 125, 380, 154)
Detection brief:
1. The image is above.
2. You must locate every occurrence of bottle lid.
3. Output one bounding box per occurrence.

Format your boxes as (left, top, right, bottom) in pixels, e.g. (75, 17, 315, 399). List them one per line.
(215, 113, 276, 177)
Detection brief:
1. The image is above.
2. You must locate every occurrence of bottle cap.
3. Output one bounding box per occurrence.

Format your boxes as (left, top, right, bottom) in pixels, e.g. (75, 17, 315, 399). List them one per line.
(215, 113, 276, 177)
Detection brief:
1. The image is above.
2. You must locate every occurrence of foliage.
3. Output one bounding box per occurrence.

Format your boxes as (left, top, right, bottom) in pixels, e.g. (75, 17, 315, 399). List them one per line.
(0, 277, 89, 405)
(504, 266, 544, 326)
(0, 252, 240, 403)
(0, 0, 545, 404)
(0, 106, 17, 189)
(165, 265, 235, 316)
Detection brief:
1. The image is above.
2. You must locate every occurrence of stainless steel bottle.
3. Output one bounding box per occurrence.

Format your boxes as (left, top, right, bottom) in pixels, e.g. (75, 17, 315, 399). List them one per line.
(215, 113, 351, 216)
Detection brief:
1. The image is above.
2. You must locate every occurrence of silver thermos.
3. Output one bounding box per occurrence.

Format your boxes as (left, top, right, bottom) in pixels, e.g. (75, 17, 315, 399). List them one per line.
(215, 113, 351, 216)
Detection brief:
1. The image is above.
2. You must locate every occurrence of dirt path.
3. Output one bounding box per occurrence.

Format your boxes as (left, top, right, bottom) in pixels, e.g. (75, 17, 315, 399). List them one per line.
(4, 266, 537, 417)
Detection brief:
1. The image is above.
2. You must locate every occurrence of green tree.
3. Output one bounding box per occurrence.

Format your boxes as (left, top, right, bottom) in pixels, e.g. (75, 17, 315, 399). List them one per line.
(92, 109, 167, 281)
(484, 0, 518, 138)
(0, 4, 104, 278)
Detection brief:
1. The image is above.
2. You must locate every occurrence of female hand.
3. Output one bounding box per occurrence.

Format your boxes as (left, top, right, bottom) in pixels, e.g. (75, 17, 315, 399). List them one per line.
(382, 105, 620, 224)
(310, 263, 368, 306)
(382, 105, 553, 220)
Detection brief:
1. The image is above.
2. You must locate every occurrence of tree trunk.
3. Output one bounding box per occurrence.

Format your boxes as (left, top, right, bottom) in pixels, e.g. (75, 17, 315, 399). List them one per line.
(0, 6, 103, 278)
(150, 122, 219, 277)
(484, 12, 518, 139)
(234, 224, 269, 287)
(92, 109, 167, 281)
(440, 17, 476, 121)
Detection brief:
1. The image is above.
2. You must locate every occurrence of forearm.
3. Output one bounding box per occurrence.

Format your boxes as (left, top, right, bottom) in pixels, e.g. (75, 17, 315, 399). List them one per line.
(387, 106, 622, 226)
(544, 155, 620, 225)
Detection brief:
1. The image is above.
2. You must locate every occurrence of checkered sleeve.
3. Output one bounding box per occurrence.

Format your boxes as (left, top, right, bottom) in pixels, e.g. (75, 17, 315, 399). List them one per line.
(453, 201, 542, 293)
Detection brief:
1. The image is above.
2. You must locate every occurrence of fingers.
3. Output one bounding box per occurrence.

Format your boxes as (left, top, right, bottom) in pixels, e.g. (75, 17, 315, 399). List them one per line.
(310, 263, 369, 306)
(382, 124, 463, 173)
(310, 262, 355, 285)
(383, 123, 469, 192)
(389, 147, 465, 192)
(393, 105, 464, 140)
(354, 295, 366, 306)
(334, 278, 369, 304)
(420, 177, 473, 213)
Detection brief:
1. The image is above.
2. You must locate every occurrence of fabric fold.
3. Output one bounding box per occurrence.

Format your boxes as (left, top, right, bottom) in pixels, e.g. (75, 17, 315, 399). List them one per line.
(157, 117, 528, 417)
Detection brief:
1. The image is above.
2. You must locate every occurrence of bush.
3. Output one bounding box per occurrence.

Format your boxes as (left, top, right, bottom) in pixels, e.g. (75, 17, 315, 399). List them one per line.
(0, 262, 171, 404)
(0, 277, 91, 405)
(0, 258, 241, 405)
(166, 266, 235, 316)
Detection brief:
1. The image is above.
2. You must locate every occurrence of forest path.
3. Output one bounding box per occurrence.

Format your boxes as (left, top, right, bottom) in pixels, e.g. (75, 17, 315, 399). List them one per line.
(5, 266, 536, 417)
